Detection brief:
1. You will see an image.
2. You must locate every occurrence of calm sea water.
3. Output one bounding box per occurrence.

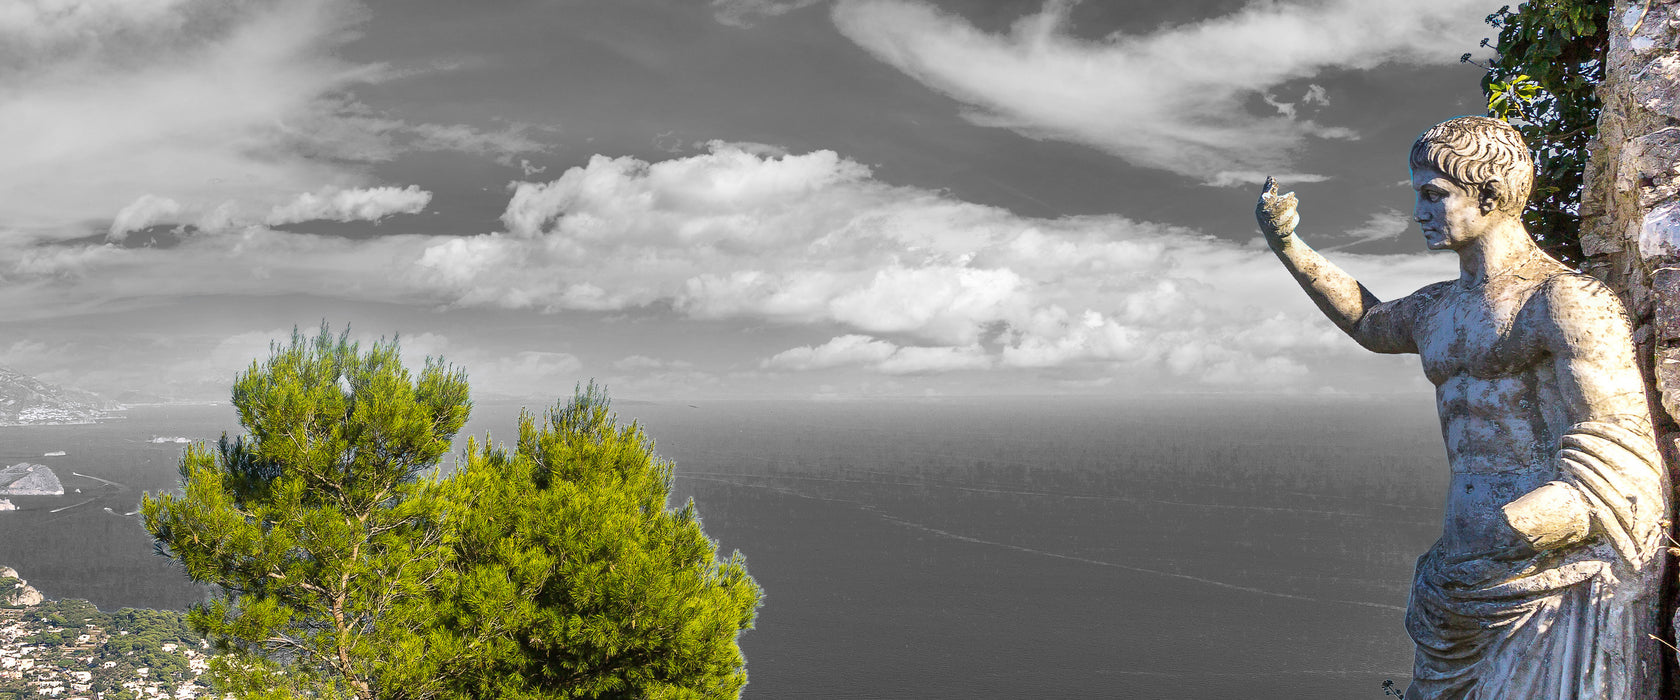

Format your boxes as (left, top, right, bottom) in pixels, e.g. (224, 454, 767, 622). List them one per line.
(0, 395, 1448, 699)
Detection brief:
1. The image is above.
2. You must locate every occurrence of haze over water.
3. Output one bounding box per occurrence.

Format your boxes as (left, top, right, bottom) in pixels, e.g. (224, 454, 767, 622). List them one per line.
(0, 395, 1447, 698)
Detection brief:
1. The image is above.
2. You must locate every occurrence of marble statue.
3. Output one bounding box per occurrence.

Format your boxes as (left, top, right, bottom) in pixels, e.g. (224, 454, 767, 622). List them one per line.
(1256, 116, 1671, 698)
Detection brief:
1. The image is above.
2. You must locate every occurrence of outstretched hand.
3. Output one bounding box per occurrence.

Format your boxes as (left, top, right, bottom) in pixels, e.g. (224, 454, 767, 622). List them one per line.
(1256, 176, 1299, 245)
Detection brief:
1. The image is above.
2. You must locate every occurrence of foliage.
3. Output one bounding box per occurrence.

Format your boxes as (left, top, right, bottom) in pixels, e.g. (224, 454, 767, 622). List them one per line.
(1468, 0, 1610, 266)
(408, 383, 764, 700)
(144, 329, 760, 700)
(142, 324, 472, 700)
(0, 577, 18, 605)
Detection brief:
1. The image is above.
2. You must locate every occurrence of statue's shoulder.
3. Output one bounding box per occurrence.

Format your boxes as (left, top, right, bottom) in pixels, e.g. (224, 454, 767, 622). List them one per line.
(1533, 268, 1625, 312)
(1525, 267, 1636, 335)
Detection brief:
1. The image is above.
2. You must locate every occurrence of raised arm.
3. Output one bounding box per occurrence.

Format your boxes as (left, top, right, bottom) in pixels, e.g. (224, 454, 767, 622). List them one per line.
(1255, 178, 1417, 354)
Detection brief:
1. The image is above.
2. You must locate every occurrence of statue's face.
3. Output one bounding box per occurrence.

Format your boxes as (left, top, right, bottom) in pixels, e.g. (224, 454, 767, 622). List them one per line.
(1411, 165, 1491, 251)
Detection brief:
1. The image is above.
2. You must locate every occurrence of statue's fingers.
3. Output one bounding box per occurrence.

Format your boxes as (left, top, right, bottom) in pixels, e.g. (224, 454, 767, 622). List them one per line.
(1281, 192, 1298, 208)
(1262, 176, 1278, 196)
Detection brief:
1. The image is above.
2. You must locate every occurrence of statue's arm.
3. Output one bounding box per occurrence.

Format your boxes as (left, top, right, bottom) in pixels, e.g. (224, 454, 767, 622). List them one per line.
(1536, 274, 1652, 420)
(1502, 274, 1655, 551)
(1256, 179, 1418, 354)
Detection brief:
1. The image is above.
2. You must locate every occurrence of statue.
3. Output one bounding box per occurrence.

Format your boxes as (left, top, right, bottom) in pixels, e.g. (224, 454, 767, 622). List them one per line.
(1256, 116, 1672, 698)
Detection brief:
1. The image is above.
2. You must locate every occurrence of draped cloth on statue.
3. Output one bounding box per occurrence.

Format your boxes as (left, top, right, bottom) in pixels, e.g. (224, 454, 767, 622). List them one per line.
(1405, 420, 1670, 700)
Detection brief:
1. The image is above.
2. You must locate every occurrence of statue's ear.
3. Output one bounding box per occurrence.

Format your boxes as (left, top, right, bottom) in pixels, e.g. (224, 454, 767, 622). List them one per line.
(1479, 179, 1503, 215)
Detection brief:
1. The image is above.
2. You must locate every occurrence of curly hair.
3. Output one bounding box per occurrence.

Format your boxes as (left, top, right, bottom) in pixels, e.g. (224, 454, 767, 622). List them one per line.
(1409, 116, 1534, 215)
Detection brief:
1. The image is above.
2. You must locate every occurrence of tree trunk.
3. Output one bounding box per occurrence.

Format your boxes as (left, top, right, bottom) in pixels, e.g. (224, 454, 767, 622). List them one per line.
(1578, 0, 1680, 694)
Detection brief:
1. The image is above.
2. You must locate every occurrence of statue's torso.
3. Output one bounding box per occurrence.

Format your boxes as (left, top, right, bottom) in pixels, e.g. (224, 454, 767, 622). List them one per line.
(1414, 269, 1567, 556)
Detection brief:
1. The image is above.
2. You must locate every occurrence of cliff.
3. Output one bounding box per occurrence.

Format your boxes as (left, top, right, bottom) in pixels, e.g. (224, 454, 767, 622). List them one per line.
(0, 567, 44, 607)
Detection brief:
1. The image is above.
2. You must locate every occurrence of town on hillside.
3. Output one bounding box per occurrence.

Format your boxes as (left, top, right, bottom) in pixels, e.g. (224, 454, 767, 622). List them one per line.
(1, 569, 211, 700)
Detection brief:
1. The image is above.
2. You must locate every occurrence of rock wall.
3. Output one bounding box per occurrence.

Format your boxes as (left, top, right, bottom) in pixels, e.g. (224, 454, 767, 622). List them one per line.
(1577, 1, 1680, 694)
(1582, 0, 1680, 446)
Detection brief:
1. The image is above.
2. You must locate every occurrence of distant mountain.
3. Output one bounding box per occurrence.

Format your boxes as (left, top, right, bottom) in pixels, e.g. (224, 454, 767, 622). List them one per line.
(0, 365, 120, 426)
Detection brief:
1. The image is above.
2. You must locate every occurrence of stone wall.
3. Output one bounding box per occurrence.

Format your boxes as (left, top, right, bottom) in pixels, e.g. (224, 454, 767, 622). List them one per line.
(1577, 1, 1680, 694)
(1581, 0, 1680, 460)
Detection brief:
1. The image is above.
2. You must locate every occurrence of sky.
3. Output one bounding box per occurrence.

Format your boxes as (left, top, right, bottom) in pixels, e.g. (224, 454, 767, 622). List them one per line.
(0, 0, 1508, 402)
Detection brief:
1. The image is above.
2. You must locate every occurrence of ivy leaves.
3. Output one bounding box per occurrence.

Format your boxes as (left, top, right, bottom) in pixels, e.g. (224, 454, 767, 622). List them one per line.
(1467, 1, 1609, 267)
(1487, 74, 1541, 120)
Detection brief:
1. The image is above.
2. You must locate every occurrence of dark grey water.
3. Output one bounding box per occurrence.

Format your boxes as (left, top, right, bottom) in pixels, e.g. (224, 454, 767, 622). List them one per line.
(0, 395, 1448, 698)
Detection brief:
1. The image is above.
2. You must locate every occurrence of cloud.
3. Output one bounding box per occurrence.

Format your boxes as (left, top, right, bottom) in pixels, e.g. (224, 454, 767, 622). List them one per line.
(411, 142, 1455, 386)
(402, 121, 549, 165)
(763, 334, 991, 374)
(0, 141, 1453, 392)
(612, 355, 693, 371)
(1321, 208, 1413, 251)
(1261, 84, 1330, 120)
(109, 194, 184, 241)
(471, 351, 584, 398)
(875, 343, 990, 374)
(0, 0, 196, 61)
(829, 0, 1495, 184)
(1, 0, 544, 239)
(265, 185, 432, 226)
(712, 0, 826, 28)
(763, 334, 897, 370)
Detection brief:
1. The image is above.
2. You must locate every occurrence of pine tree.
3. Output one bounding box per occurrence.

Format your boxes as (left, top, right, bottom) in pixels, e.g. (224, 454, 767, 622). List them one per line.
(418, 383, 762, 700)
(141, 325, 471, 700)
(143, 328, 761, 699)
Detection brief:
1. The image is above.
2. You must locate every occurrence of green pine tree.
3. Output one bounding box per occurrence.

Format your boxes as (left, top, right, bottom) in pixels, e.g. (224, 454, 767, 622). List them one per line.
(410, 383, 762, 700)
(142, 325, 471, 700)
(143, 328, 761, 699)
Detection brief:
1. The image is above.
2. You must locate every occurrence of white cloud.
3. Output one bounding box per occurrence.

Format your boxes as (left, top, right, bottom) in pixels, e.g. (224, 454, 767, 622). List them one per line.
(828, 266, 1024, 344)
(0, 141, 1456, 391)
(471, 351, 584, 398)
(875, 343, 990, 374)
(0, 0, 543, 239)
(266, 185, 433, 226)
(829, 0, 1496, 184)
(108, 194, 183, 241)
(763, 334, 898, 370)
(712, 0, 826, 28)
(411, 141, 1459, 386)
(403, 122, 548, 165)
(612, 355, 693, 371)
(0, 0, 194, 59)
(1321, 208, 1413, 251)
(1302, 83, 1330, 107)
(763, 334, 991, 374)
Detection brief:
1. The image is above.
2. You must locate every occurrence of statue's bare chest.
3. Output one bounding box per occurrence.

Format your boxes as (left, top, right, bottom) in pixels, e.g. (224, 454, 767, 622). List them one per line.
(1415, 282, 1546, 385)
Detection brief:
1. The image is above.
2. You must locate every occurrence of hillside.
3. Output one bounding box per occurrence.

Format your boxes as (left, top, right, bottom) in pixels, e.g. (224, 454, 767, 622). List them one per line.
(1, 566, 211, 699)
(0, 366, 119, 426)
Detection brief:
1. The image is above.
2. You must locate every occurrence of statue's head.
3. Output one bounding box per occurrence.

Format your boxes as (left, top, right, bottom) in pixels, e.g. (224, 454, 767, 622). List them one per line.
(1408, 116, 1534, 217)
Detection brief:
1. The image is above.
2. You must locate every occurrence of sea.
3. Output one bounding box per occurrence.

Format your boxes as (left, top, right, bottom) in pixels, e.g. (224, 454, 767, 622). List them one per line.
(0, 394, 1450, 699)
